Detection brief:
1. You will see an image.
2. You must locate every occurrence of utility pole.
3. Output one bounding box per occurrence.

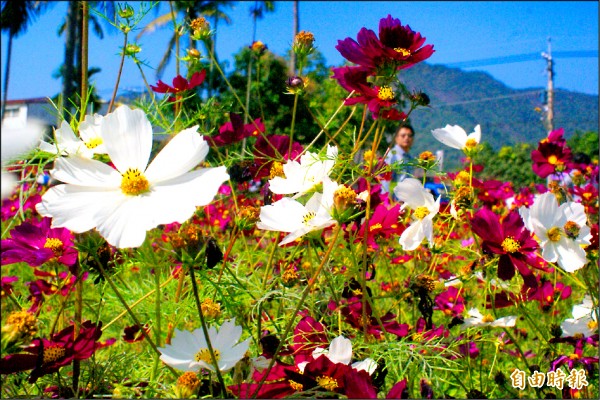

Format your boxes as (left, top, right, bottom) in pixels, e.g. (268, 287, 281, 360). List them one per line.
(541, 37, 554, 132)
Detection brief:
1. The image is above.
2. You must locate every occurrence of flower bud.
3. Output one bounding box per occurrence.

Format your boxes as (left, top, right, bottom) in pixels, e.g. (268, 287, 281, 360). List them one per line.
(201, 298, 221, 319)
(293, 31, 315, 56)
(333, 185, 359, 223)
(187, 48, 201, 59)
(175, 371, 201, 398)
(410, 90, 430, 107)
(250, 40, 267, 55)
(285, 76, 307, 95)
(124, 44, 141, 56)
(118, 4, 135, 19)
(190, 17, 211, 41)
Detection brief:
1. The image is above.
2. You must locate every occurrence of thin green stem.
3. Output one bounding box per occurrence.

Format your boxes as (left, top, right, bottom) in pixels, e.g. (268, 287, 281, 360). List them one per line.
(288, 93, 299, 156)
(252, 225, 342, 398)
(108, 31, 128, 113)
(187, 264, 227, 397)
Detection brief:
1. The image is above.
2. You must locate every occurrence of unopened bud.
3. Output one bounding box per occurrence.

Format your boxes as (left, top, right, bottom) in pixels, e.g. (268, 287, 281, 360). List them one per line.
(410, 90, 430, 107)
(333, 185, 358, 223)
(190, 17, 211, 41)
(124, 43, 141, 56)
(250, 40, 267, 55)
(293, 31, 315, 56)
(118, 4, 135, 19)
(176, 371, 201, 398)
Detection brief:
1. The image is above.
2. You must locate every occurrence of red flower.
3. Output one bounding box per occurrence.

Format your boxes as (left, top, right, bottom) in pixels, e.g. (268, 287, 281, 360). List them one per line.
(355, 203, 405, 249)
(150, 70, 206, 102)
(0, 320, 115, 383)
(1, 217, 78, 268)
(206, 112, 265, 147)
(471, 208, 542, 288)
(531, 130, 573, 178)
(332, 66, 407, 120)
(335, 14, 434, 73)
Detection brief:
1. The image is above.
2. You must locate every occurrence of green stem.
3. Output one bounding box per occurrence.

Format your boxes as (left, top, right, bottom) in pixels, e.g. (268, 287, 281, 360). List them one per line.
(187, 264, 227, 397)
(108, 31, 128, 114)
(252, 225, 342, 398)
(288, 93, 299, 158)
(80, 1, 89, 119)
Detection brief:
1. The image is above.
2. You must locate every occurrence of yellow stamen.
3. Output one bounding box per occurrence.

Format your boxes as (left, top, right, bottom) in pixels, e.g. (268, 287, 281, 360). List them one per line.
(501, 237, 521, 253)
(547, 226, 562, 242)
(394, 47, 411, 57)
(43, 345, 66, 364)
(84, 137, 103, 149)
(289, 380, 303, 391)
(269, 162, 285, 179)
(481, 314, 495, 323)
(44, 238, 64, 255)
(563, 221, 581, 239)
(302, 211, 316, 225)
(316, 376, 339, 392)
(414, 206, 430, 220)
(377, 86, 395, 101)
(464, 138, 478, 150)
(121, 168, 150, 196)
(547, 155, 558, 165)
(195, 347, 220, 364)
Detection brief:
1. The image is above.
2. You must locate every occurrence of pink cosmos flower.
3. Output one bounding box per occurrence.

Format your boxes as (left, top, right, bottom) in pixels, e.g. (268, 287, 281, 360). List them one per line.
(206, 112, 265, 147)
(1, 217, 78, 268)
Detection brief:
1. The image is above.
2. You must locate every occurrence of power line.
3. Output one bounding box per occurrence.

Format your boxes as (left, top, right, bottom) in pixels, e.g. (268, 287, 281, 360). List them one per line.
(445, 50, 598, 68)
(433, 90, 540, 107)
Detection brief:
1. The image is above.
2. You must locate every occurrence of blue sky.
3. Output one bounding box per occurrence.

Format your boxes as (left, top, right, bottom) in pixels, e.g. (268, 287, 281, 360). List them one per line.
(1, 1, 598, 101)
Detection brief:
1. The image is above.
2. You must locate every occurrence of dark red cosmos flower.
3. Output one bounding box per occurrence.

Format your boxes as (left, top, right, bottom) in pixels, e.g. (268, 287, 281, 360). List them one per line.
(1, 276, 18, 298)
(0, 320, 115, 383)
(471, 208, 542, 288)
(476, 179, 514, 207)
(1, 217, 78, 268)
(291, 315, 329, 365)
(150, 70, 206, 102)
(335, 14, 434, 73)
(331, 66, 407, 120)
(122, 324, 150, 343)
(328, 295, 409, 339)
(531, 135, 573, 178)
(250, 134, 303, 179)
(206, 112, 265, 147)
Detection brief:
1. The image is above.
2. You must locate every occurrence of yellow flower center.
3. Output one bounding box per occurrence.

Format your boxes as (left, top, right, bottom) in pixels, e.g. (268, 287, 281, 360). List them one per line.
(464, 138, 478, 150)
(84, 137, 103, 149)
(547, 226, 562, 242)
(377, 86, 395, 101)
(414, 206, 430, 220)
(177, 371, 201, 390)
(269, 161, 285, 179)
(394, 47, 411, 57)
(289, 380, 303, 391)
(369, 223, 383, 232)
(563, 221, 581, 239)
(201, 298, 221, 319)
(501, 237, 521, 253)
(481, 314, 495, 323)
(121, 168, 150, 196)
(419, 151, 435, 161)
(194, 347, 220, 364)
(588, 320, 598, 331)
(363, 150, 374, 163)
(6, 311, 37, 338)
(44, 238, 64, 255)
(547, 155, 558, 165)
(43, 345, 66, 364)
(302, 211, 316, 225)
(316, 376, 339, 392)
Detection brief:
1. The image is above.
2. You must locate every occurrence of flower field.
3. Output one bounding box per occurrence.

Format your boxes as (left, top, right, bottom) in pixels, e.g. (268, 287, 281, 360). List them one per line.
(1, 5, 598, 399)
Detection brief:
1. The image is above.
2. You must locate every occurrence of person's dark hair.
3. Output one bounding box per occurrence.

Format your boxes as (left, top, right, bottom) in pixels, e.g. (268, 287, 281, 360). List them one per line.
(396, 123, 415, 137)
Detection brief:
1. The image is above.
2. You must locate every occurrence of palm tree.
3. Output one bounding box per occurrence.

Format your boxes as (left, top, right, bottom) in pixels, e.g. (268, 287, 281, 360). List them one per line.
(289, 0, 299, 75)
(1, 1, 51, 121)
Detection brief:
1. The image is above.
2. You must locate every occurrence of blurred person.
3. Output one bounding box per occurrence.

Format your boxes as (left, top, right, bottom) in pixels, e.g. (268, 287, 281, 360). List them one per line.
(382, 123, 419, 196)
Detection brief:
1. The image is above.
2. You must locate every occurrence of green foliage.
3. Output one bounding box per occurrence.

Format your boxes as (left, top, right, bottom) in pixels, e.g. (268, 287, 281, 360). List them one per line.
(567, 130, 599, 162)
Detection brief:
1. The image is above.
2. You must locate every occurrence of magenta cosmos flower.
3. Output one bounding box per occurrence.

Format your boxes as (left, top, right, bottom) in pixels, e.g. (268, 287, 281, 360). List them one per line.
(151, 70, 206, 102)
(1, 217, 77, 268)
(531, 129, 573, 178)
(331, 66, 407, 120)
(0, 320, 115, 383)
(471, 208, 542, 288)
(205, 112, 265, 147)
(336, 14, 434, 73)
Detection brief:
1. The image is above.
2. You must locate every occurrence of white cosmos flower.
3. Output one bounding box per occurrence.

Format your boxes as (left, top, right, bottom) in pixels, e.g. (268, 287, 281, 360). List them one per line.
(158, 319, 250, 372)
(431, 124, 481, 152)
(268, 145, 337, 197)
(462, 308, 517, 329)
(1, 119, 46, 199)
(257, 177, 338, 246)
(39, 113, 107, 158)
(519, 192, 591, 272)
(561, 295, 598, 338)
(393, 178, 440, 251)
(304, 335, 377, 375)
(36, 105, 229, 248)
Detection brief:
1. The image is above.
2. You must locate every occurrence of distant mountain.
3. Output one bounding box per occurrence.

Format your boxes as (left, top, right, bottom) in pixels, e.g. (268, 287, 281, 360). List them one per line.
(397, 63, 599, 170)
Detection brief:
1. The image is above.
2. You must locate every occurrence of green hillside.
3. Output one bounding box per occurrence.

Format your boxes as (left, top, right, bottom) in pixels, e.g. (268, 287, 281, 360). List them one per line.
(397, 63, 599, 170)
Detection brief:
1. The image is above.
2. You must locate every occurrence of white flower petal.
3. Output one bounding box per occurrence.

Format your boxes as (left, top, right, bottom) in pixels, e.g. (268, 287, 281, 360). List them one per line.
(328, 336, 352, 365)
(257, 198, 306, 232)
(101, 106, 152, 172)
(94, 195, 154, 248)
(431, 124, 467, 150)
(145, 127, 209, 182)
(51, 155, 121, 187)
(399, 221, 425, 251)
